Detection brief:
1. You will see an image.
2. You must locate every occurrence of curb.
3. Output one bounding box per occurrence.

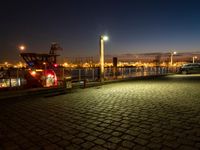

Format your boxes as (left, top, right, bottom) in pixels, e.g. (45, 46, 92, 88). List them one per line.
(0, 87, 71, 100)
(80, 74, 168, 88)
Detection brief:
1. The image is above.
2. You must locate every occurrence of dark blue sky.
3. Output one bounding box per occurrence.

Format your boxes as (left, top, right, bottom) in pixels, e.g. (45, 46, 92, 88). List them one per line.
(1, 0, 200, 62)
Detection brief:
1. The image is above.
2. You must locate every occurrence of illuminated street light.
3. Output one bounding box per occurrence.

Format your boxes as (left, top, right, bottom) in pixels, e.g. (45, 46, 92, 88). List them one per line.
(192, 56, 197, 63)
(19, 45, 26, 52)
(18, 45, 26, 65)
(4, 62, 8, 67)
(99, 35, 109, 82)
(43, 62, 47, 87)
(103, 36, 109, 41)
(170, 51, 177, 66)
(16, 45, 26, 87)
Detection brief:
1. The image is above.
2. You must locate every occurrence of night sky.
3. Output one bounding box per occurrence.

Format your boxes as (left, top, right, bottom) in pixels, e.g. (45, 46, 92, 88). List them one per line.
(1, 0, 200, 62)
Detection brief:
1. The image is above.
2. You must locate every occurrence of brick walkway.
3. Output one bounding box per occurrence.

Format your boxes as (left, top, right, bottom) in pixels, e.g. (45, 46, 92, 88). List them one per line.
(0, 75, 200, 150)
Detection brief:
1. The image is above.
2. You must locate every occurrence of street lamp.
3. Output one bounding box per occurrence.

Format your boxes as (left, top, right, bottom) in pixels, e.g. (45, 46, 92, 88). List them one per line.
(4, 62, 8, 66)
(192, 56, 197, 63)
(170, 51, 177, 66)
(17, 45, 26, 87)
(43, 62, 47, 87)
(99, 35, 109, 82)
(19, 45, 25, 51)
(17, 45, 26, 68)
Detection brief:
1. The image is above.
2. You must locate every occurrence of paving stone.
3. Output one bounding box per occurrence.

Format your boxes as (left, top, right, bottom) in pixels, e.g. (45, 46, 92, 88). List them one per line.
(95, 126, 105, 132)
(134, 138, 148, 146)
(177, 138, 195, 146)
(150, 137, 163, 143)
(108, 136, 122, 144)
(117, 146, 130, 150)
(121, 134, 135, 141)
(111, 131, 123, 137)
(28, 146, 42, 150)
(163, 140, 180, 149)
(177, 145, 199, 150)
(132, 145, 149, 150)
(76, 132, 88, 138)
(150, 132, 162, 137)
(115, 127, 127, 132)
(43, 143, 63, 150)
(195, 142, 200, 148)
(111, 122, 121, 126)
(120, 123, 129, 128)
(140, 128, 152, 134)
(99, 123, 110, 127)
(94, 138, 106, 145)
(62, 134, 75, 140)
(85, 135, 97, 141)
(121, 140, 135, 148)
(71, 138, 85, 144)
(138, 133, 151, 139)
(90, 131, 102, 137)
(158, 147, 172, 150)
(91, 145, 107, 150)
(81, 141, 95, 149)
(163, 135, 177, 141)
(107, 125, 117, 130)
(126, 130, 140, 136)
(48, 135, 61, 143)
(19, 142, 35, 149)
(57, 140, 70, 147)
(103, 129, 113, 134)
(1, 141, 21, 150)
(103, 142, 117, 149)
(147, 142, 162, 149)
(65, 144, 81, 150)
(99, 133, 111, 140)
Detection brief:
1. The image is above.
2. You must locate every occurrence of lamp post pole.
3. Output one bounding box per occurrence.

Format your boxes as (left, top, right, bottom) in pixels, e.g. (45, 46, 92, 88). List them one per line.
(99, 35, 108, 83)
(18, 45, 26, 87)
(100, 36, 104, 82)
(43, 62, 47, 87)
(170, 53, 173, 66)
(170, 51, 177, 66)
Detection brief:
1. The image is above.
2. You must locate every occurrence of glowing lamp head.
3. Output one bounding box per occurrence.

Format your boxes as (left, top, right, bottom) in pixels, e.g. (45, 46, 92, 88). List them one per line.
(102, 36, 109, 41)
(19, 45, 25, 51)
(173, 51, 177, 55)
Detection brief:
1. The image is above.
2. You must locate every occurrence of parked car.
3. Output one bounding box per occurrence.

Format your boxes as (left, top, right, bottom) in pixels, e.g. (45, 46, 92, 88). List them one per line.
(179, 63, 200, 74)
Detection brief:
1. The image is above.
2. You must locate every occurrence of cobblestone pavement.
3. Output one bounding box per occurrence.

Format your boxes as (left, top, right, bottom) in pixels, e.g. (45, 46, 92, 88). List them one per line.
(0, 74, 200, 150)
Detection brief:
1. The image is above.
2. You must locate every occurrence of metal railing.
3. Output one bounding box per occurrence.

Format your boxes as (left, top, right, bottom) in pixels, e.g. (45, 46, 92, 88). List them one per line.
(69, 66, 175, 82)
(0, 66, 179, 89)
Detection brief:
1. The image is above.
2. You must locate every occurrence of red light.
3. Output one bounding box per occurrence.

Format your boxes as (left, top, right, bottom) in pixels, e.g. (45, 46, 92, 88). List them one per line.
(54, 64, 58, 67)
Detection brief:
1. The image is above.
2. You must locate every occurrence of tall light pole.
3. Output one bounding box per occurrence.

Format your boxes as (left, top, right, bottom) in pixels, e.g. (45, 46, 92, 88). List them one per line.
(18, 45, 26, 67)
(43, 62, 47, 87)
(192, 56, 197, 63)
(99, 35, 109, 82)
(170, 51, 177, 66)
(17, 45, 26, 86)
